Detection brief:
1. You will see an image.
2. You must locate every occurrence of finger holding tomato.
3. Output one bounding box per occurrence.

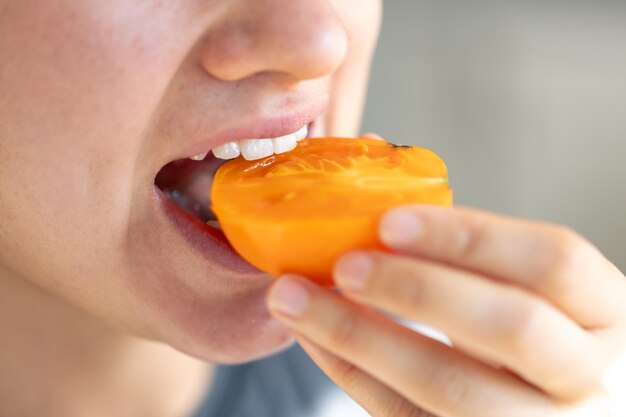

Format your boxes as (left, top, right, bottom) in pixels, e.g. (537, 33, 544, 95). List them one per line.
(267, 205, 626, 417)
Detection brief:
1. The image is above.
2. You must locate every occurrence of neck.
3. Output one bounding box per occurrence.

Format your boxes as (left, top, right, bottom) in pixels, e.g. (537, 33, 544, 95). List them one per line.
(0, 270, 213, 417)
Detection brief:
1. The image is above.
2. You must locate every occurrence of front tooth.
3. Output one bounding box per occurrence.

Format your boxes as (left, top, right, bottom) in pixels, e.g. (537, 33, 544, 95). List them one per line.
(212, 126, 307, 161)
(206, 220, 222, 230)
(272, 133, 297, 154)
(294, 125, 308, 141)
(212, 141, 240, 160)
(190, 151, 208, 161)
(240, 138, 274, 161)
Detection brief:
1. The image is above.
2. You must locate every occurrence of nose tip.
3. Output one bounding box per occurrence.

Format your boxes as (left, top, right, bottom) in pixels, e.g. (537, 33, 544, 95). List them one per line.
(200, 1, 349, 82)
(292, 23, 348, 80)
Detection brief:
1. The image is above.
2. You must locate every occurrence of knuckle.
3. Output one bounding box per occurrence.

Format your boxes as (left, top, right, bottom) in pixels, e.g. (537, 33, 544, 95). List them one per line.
(491, 296, 544, 358)
(453, 215, 487, 260)
(397, 283, 424, 314)
(422, 365, 471, 409)
(373, 258, 427, 315)
(405, 407, 438, 417)
(536, 225, 598, 299)
(328, 308, 362, 350)
(383, 400, 427, 417)
(328, 358, 362, 388)
(545, 226, 589, 281)
(412, 410, 439, 417)
(392, 265, 426, 309)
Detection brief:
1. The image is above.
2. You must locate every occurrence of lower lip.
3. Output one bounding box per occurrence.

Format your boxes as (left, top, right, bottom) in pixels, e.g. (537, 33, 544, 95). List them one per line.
(153, 185, 263, 277)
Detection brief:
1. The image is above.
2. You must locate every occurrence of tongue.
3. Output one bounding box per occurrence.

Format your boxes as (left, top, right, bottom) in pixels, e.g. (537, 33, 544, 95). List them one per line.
(155, 154, 228, 222)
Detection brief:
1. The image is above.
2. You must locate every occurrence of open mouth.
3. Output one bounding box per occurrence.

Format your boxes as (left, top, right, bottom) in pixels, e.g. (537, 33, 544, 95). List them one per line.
(154, 124, 312, 230)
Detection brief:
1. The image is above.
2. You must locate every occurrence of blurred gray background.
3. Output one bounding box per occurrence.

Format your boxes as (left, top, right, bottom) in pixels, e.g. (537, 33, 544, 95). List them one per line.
(363, 0, 626, 271)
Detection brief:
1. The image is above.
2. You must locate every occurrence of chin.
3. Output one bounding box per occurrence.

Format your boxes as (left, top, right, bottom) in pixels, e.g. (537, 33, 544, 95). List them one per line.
(160, 282, 298, 364)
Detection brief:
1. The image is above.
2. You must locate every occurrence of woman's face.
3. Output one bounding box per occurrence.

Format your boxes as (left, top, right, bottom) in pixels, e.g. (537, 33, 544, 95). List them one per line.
(0, 1, 381, 362)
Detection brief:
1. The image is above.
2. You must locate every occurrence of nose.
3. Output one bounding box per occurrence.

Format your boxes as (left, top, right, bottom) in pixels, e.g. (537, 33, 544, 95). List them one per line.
(200, 0, 349, 82)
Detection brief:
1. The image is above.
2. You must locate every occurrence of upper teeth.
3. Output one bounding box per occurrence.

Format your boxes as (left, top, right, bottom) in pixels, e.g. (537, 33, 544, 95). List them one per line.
(189, 125, 308, 162)
(189, 151, 208, 161)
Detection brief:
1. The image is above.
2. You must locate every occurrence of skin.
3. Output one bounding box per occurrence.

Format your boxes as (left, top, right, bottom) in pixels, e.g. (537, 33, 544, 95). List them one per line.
(1, 1, 624, 417)
(268, 207, 626, 416)
(0, 1, 381, 416)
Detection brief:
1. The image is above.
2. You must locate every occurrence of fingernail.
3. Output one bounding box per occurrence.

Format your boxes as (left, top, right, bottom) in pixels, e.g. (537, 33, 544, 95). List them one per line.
(267, 276, 310, 317)
(380, 209, 423, 247)
(360, 132, 384, 141)
(334, 252, 374, 292)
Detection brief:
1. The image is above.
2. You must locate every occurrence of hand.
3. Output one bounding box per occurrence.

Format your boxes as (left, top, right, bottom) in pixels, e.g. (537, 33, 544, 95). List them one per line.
(266, 206, 626, 417)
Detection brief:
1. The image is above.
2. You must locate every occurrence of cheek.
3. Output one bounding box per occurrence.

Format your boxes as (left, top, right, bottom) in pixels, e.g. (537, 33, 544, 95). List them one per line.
(333, 0, 382, 46)
(326, 0, 382, 135)
(0, 2, 196, 302)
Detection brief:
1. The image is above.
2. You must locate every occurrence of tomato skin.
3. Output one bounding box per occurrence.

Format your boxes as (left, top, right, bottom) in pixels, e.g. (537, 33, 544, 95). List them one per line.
(211, 138, 452, 286)
(219, 214, 383, 287)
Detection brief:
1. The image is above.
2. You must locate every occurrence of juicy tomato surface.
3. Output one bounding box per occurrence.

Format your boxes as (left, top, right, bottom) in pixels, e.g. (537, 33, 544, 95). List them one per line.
(211, 137, 452, 286)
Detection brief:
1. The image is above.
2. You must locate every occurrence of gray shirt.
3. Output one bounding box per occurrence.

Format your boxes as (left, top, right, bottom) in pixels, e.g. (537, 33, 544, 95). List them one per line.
(191, 345, 333, 417)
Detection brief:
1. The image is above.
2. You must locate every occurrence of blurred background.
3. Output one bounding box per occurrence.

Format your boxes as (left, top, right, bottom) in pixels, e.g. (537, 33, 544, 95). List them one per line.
(362, 0, 626, 272)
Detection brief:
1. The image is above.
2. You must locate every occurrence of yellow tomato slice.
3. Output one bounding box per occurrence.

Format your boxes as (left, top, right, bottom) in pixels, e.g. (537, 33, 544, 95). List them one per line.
(211, 137, 452, 286)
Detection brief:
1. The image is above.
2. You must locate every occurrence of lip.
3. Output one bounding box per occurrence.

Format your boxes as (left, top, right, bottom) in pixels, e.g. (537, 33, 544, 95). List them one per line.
(171, 102, 326, 164)
(147, 99, 324, 283)
(150, 111, 321, 280)
(152, 183, 265, 277)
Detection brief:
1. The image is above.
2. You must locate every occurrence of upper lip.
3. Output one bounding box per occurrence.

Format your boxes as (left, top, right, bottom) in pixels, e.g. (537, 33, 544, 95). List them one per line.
(172, 101, 325, 163)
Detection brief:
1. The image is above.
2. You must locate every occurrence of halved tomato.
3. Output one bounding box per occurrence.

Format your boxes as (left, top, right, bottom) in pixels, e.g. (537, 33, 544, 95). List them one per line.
(211, 137, 452, 286)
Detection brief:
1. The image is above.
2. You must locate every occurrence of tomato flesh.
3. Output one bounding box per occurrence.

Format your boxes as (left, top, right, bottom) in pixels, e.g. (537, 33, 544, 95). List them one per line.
(211, 138, 452, 286)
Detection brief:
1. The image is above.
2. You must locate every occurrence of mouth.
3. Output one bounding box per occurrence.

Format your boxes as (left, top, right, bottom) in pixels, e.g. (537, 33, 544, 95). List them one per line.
(153, 120, 316, 273)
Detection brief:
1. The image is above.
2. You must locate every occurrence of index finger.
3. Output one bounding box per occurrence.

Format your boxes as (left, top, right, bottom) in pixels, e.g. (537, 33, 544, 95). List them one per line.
(379, 205, 626, 328)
